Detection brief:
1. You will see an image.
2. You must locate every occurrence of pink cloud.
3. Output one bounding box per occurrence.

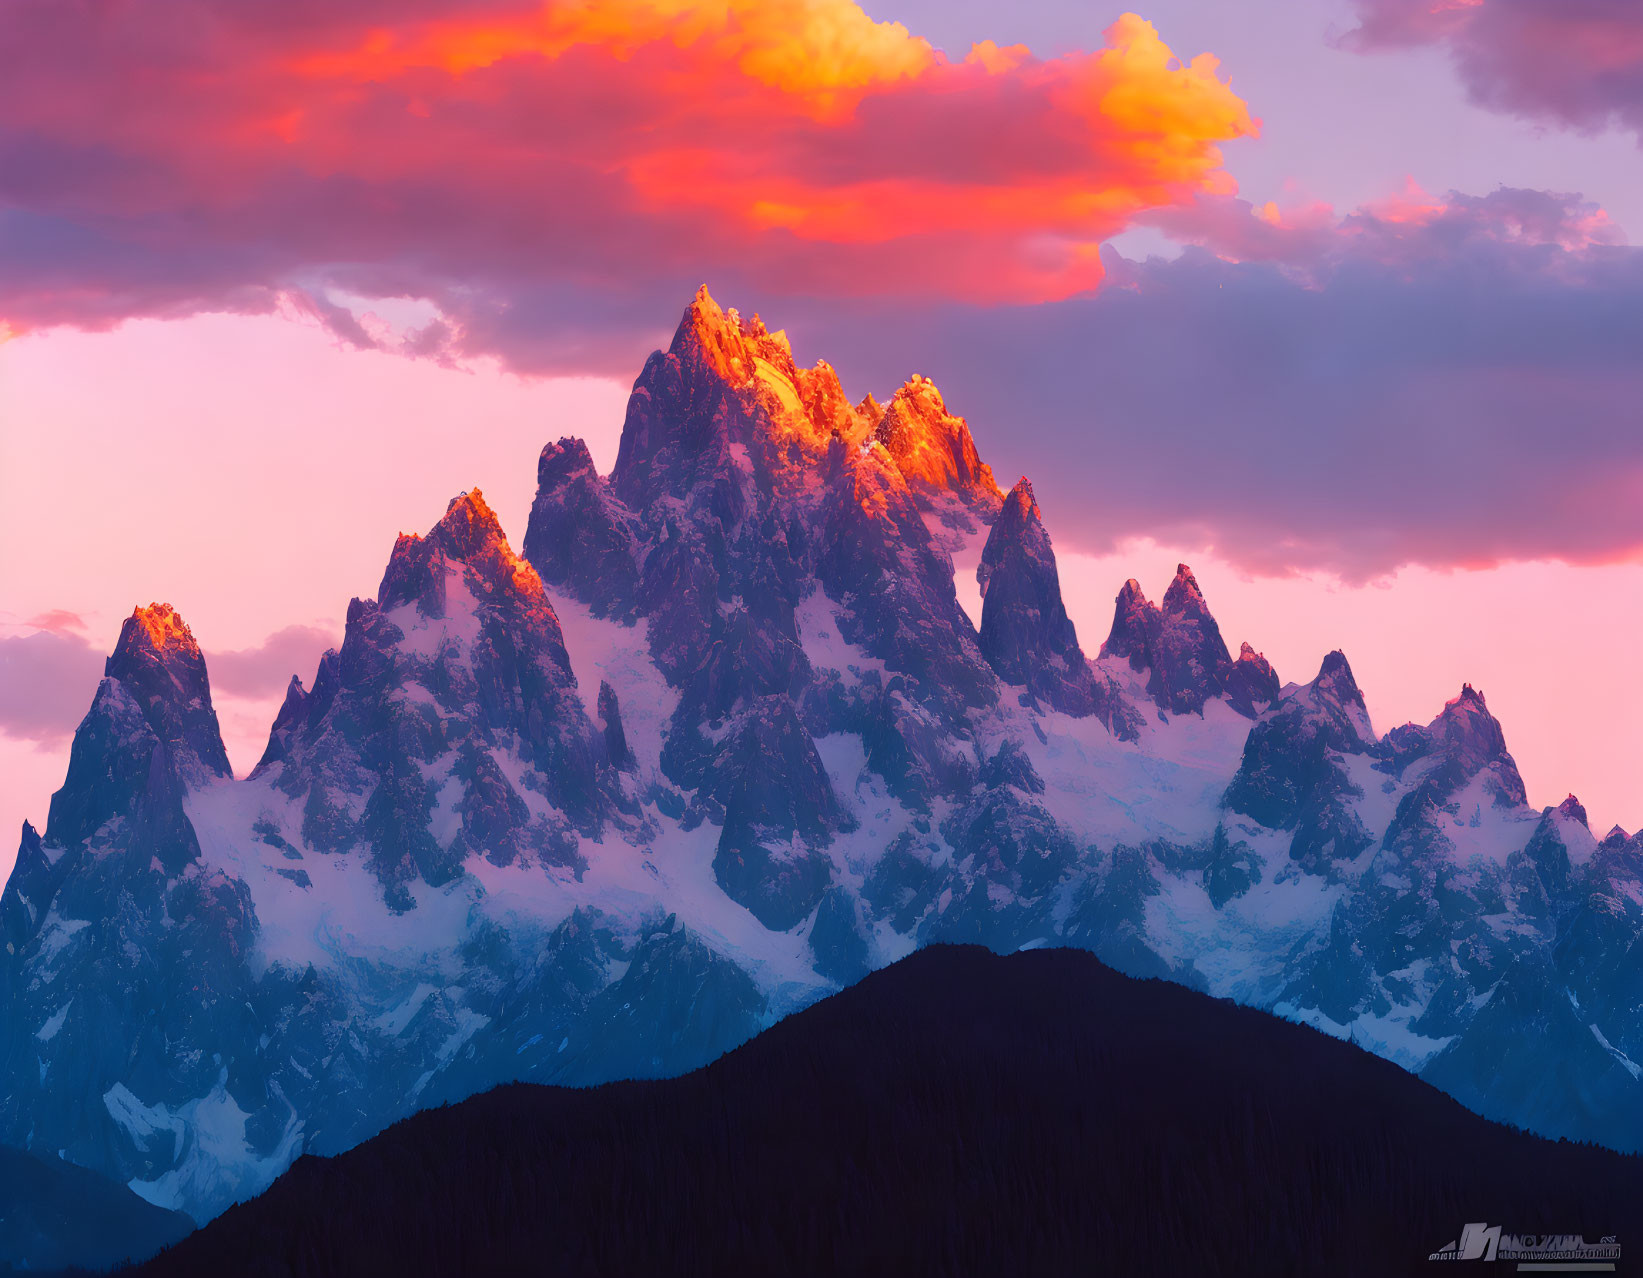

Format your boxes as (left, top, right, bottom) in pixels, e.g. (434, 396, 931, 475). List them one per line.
(1344, 0, 1643, 141)
(1139, 180, 1626, 277)
(23, 609, 88, 636)
(205, 624, 339, 698)
(0, 629, 103, 746)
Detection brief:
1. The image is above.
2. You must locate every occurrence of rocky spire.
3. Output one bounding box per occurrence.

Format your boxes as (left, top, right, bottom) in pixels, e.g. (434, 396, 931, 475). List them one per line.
(1153, 565, 1234, 703)
(1429, 685, 1527, 806)
(598, 681, 634, 772)
(976, 478, 1135, 733)
(1, 822, 55, 960)
(103, 603, 231, 784)
(611, 287, 874, 514)
(255, 675, 310, 772)
(1556, 794, 1590, 830)
(1101, 580, 1158, 670)
(1313, 650, 1365, 711)
(522, 437, 641, 622)
(1223, 642, 1281, 718)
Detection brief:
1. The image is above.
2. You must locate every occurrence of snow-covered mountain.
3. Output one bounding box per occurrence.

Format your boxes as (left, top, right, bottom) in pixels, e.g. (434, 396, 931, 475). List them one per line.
(4, 287, 1640, 1228)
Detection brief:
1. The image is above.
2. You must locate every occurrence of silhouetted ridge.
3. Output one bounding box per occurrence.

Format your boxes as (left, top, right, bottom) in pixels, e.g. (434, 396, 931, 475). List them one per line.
(138, 947, 1643, 1278)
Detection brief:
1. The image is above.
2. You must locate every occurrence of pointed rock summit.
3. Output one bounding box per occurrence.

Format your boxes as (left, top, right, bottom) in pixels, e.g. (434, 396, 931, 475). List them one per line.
(1224, 650, 1378, 869)
(871, 375, 1002, 515)
(1223, 642, 1281, 718)
(1424, 684, 1527, 806)
(1102, 580, 1156, 670)
(523, 437, 641, 622)
(977, 479, 1135, 734)
(1100, 566, 1268, 717)
(103, 603, 231, 783)
(613, 286, 873, 513)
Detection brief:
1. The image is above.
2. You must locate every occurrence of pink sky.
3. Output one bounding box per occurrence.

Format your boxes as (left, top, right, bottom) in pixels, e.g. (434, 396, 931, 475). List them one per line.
(2, 308, 1638, 883)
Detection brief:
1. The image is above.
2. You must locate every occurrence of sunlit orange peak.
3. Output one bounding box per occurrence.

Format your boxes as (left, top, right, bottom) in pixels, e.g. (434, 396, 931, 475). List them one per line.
(131, 603, 195, 652)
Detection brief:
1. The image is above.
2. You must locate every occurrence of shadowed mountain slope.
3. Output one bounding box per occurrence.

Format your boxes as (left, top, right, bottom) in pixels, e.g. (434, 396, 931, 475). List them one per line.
(140, 946, 1642, 1278)
(0, 1145, 192, 1274)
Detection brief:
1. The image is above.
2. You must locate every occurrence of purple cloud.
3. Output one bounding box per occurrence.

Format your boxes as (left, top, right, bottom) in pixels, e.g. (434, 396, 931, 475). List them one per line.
(773, 187, 1643, 580)
(1344, 0, 1643, 141)
(0, 630, 103, 746)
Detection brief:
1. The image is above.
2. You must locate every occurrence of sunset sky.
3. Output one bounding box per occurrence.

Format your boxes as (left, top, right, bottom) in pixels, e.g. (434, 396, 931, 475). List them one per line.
(2, 0, 1641, 879)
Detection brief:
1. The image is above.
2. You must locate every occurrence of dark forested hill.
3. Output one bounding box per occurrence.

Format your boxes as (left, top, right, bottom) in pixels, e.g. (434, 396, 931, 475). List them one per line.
(138, 945, 1641, 1278)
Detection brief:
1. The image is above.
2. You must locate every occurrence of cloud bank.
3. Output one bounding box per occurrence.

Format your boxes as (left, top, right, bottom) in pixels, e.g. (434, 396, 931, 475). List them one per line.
(1345, 0, 1643, 141)
(785, 185, 1643, 580)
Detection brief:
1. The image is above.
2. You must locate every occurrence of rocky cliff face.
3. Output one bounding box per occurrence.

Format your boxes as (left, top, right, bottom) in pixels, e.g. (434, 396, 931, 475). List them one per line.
(5, 287, 1640, 1241)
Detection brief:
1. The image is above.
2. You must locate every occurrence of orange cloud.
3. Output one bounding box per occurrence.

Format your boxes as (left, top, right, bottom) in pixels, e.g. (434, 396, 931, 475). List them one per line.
(0, 1, 1255, 343)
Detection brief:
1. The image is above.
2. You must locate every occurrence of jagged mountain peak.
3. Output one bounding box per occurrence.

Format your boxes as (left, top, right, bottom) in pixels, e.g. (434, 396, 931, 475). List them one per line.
(1100, 563, 1234, 716)
(1556, 794, 1590, 829)
(1099, 571, 1267, 715)
(976, 477, 1053, 603)
(1382, 678, 1527, 807)
(537, 436, 597, 486)
(674, 286, 807, 411)
(677, 284, 764, 378)
(1100, 579, 1155, 668)
(981, 477, 1043, 570)
(871, 374, 1003, 511)
(1314, 650, 1366, 710)
(1433, 681, 1503, 737)
(616, 288, 881, 512)
(525, 436, 642, 623)
(428, 488, 510, 561)
(103, 601, 231, 783)
(1224, 642, 1280, 718)
(117, 603, 196, 658)
(999, 475, 1039, 524)
(381, 487, 554, 621)
(1161, 563, 1208, 614)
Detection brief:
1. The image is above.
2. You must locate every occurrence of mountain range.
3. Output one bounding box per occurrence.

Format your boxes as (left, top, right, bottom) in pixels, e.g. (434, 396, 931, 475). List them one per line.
(4, 286, 1640, 1244)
